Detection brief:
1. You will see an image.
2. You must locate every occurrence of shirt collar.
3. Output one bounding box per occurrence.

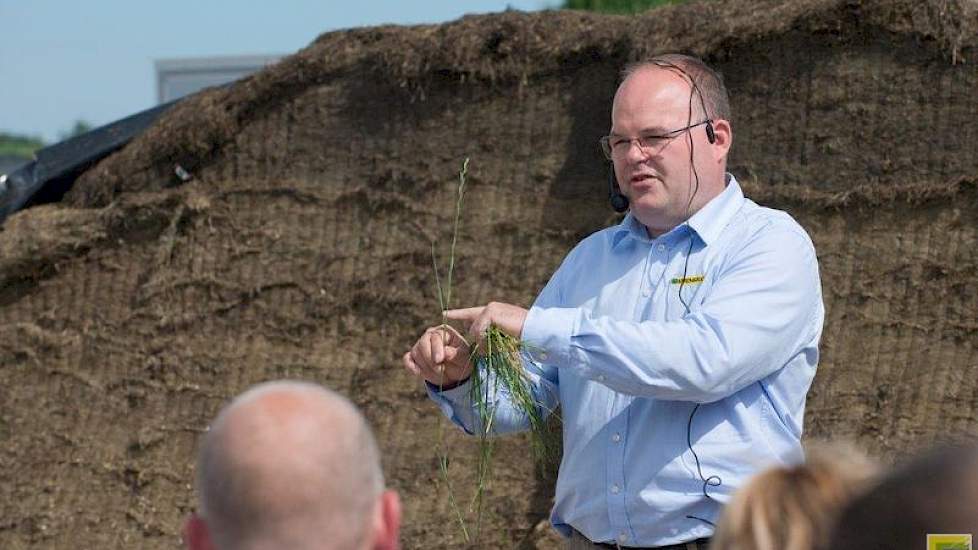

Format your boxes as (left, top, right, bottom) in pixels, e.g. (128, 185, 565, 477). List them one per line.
(611, 212, 649, 248)
(686, 173, 745, 247)
(611, 173, 745, 249)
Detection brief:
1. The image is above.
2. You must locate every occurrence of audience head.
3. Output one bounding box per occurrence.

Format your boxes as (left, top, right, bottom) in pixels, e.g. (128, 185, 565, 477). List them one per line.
(711, 442, 877, 550)
(829, 442, 978, 550)
(184, 380, 400, 550)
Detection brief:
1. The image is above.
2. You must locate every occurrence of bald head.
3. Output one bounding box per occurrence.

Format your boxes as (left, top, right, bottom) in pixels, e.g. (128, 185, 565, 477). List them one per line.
(194, 381, 386, 550)
(622, 53, 731, 123)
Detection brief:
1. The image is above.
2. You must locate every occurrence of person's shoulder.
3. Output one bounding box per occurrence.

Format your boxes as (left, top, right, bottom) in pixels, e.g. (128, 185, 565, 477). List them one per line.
(735, 199, 814, 245)
(587, 222, 625, 244)
(569, 222, 625, 253)
(550, 223, 625, 274)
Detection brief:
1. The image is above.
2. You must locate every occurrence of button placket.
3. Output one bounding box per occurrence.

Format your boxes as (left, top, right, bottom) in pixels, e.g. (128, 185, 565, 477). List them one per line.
(641, 242, 663, 299)
(639, 243, 654, 300)
(604, 413, 629, 540)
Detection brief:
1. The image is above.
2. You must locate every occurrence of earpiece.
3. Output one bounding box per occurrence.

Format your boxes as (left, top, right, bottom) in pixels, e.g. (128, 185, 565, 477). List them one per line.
(705, 121, 716, 144)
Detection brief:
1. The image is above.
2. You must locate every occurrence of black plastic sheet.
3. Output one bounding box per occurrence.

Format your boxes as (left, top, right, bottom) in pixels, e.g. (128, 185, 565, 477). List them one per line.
(0, 101, 175, 225)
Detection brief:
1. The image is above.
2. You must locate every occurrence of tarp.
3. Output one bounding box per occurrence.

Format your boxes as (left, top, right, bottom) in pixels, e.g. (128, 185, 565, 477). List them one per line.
(0, 102, 174, 224)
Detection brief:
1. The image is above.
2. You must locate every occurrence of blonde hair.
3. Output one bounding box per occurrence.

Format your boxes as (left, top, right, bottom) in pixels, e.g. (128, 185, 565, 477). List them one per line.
(711, 443, 877, 550)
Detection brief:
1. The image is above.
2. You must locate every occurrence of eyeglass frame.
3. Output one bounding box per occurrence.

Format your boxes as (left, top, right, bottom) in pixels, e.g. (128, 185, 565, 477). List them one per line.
(599, 119, 713, 160)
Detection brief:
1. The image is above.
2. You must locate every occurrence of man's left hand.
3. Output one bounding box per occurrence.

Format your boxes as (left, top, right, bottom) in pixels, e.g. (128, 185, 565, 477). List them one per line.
(444, 302, 528, 344)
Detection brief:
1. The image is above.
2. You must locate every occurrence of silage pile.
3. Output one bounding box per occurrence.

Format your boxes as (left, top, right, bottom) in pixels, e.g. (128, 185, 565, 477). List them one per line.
(1, 0, 977, 548)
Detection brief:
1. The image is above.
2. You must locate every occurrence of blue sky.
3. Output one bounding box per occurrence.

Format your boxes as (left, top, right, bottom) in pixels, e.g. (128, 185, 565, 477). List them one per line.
(0, 1, 546, 143)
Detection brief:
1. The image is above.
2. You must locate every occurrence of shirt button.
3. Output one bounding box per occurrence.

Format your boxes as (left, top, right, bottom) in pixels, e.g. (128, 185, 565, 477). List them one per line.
(657, 244, 667, 252)
(610, 484, 620, 494)
(611, 433, 621, 443)
(618, 533, 629, 544)
(641, 288, 651, 297)
(538, 352, 548, 361)
(597, 375, 606, 383)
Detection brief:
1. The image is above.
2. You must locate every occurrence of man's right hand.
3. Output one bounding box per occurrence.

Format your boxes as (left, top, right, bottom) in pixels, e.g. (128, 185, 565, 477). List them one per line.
(402, 324, 474, 387)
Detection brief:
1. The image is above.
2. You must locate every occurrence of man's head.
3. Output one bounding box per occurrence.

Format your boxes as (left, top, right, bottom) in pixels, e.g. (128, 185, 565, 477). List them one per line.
(607, 53, 732, 236)
(828, 443, 978, 550)
(184, 381, 400, 550)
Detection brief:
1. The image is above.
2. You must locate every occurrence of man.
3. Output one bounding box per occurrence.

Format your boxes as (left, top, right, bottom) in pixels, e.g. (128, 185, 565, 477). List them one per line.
(183, 381, 401, 550)
(829, 443, 978, 550)
(404, 53, 823, 549)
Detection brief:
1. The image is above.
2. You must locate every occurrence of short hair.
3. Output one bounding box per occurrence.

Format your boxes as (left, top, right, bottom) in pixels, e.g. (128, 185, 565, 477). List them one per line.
(711, 443, 877, 550)
(828, 443, 978, 550)
(196, 381, 385, 550)
(623, 53, 732, 123)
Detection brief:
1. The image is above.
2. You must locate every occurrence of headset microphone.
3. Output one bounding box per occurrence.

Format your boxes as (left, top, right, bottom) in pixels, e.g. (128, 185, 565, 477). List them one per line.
(608, 169, 630, 213)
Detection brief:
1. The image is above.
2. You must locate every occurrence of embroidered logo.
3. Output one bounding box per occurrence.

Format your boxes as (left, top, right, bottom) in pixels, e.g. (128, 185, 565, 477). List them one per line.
(927, 534, 972, 550)
(670, 275, 705, 285)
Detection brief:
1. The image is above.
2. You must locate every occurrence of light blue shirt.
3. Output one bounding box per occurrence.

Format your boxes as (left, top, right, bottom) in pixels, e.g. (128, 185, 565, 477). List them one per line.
(429, 175, 824, 547)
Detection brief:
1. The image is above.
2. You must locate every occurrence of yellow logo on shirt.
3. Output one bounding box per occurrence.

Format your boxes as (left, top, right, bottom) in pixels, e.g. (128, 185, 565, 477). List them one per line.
(927, 534, 972, 550)
(670, 275, 705, 285)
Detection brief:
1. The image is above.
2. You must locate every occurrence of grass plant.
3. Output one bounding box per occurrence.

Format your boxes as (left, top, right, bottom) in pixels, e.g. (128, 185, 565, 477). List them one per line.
(431, 158, 472, 543)
(430, 158, 560, 544)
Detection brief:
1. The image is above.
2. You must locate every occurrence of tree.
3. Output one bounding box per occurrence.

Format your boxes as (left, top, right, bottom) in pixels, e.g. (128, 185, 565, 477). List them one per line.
(59, 120, 94, 141)
(0, 132, 44, 159)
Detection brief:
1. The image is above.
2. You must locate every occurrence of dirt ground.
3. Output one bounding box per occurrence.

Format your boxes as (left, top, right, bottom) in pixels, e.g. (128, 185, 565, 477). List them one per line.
(2, 0, 977, 548)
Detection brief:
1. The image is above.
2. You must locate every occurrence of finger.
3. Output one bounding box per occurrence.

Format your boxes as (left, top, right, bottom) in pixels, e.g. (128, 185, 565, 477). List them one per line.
(402, 352, 421, 376)
(408, 347, 425, 374)
(421, 331, 437, 368)
(424, 362, 448, 385)
(431, 329, 445, 364)
(442, 346, 458, 364)
(411, 338, 434, 373)
(444, 307, 485, 324)
(469, 311, 492, 346)
(411, 348, 440, 382)
(438, 324, 471, 348)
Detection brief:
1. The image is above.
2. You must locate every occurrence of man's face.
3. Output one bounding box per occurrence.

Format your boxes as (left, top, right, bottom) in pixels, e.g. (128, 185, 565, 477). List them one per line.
(610, 66, 716, 235)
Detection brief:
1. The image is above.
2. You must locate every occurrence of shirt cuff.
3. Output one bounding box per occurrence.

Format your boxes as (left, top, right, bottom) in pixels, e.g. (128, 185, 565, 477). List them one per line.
(425, 378, 472, 399)
(522, 305, 578, 368)
(424, 378, 476, 435)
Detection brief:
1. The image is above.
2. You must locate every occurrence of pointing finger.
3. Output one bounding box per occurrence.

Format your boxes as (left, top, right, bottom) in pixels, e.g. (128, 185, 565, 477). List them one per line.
(444, 307, 485, 324)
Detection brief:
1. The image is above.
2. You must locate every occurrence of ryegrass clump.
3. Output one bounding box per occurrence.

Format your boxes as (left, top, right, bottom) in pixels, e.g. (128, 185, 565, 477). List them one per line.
(472, 326, 559, 470)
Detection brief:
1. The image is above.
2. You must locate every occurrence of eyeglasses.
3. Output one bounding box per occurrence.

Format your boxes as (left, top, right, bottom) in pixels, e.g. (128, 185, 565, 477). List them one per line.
(599, 119, 712, 160)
